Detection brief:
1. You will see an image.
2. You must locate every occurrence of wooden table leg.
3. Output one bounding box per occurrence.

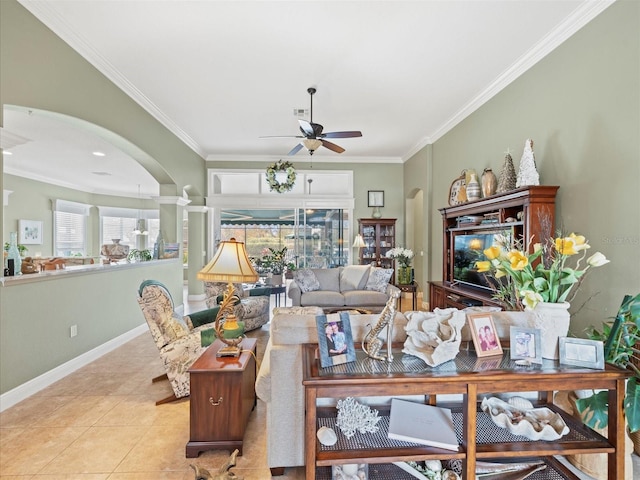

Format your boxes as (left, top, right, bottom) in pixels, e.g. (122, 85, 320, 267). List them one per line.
(608, 379, 625, 480)
(305, 387, 318, 480)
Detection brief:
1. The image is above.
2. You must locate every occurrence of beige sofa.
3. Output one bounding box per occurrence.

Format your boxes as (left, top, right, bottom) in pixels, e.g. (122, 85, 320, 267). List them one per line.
(287, 265, 398, 311)
(254, 306, 409, 475)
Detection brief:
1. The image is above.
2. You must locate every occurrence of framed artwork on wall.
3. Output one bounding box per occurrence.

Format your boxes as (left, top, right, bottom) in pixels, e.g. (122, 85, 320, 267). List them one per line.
(18, 219, 43, 244)
(368, 190, 384, 207)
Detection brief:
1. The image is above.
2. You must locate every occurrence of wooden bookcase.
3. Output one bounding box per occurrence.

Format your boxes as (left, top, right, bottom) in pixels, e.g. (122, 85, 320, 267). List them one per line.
(358, 218, 396, 269)
(430, 186, 558, 310)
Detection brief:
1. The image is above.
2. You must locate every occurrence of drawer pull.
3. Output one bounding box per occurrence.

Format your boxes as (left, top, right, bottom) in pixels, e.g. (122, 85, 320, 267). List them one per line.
(209, 396, 223, 406)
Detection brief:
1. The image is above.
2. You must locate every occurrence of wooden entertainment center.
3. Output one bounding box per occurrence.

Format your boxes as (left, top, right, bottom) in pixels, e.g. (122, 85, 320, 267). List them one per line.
(430, 185, 559, 310)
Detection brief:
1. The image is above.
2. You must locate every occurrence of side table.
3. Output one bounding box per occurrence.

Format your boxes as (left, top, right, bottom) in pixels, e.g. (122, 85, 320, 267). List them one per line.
(186, 338, 257, 458)
(269, 284, 287, 307)
(397, 281, 418, 310)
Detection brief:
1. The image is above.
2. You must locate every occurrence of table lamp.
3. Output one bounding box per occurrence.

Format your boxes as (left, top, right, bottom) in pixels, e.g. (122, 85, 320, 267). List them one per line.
(352, 234, 366, 264)
(197, 238, 258, 357)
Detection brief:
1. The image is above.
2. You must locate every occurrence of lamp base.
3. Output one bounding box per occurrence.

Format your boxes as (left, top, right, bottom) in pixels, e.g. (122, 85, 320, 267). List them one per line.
(216, 343, 242, 357)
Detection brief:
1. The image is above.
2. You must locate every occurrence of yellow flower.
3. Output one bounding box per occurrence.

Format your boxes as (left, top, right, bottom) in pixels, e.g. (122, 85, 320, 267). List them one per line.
(476, 261, 491, 272)
(569, 233, 590, 252)
(507, 250, 528, 270)
(587, 252, 610, 267)
(555, 236, 578, 255)
(483, 246, 501, 260)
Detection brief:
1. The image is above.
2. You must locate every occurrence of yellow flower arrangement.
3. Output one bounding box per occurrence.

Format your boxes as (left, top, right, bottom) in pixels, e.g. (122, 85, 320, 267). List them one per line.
(476, 232, 609, 310)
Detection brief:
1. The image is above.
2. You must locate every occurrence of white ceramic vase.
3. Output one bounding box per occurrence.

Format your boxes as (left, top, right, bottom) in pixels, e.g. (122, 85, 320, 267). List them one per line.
(530, 301, 570, 360)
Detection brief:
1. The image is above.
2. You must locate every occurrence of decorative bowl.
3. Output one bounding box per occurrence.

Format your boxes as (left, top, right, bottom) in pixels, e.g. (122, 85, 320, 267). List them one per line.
(481, 396, 569, 441)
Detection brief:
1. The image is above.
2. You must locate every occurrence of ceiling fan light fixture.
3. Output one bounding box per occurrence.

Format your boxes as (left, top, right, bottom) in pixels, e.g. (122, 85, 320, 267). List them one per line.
(302, 138, 322, 153)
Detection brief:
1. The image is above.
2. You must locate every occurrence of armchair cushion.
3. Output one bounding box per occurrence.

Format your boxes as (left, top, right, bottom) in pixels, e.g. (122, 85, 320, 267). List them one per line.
(364, 267, 394, 292)
(185, 306, 220, 328)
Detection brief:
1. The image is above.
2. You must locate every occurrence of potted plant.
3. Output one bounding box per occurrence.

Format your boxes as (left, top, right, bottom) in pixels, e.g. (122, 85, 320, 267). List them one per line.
(261, 246, 288, 285)
(128, 249, 153, 263)
(576, 293, 640, 438)
(4, 241, 28, 257)
(476, 232, 610, 359)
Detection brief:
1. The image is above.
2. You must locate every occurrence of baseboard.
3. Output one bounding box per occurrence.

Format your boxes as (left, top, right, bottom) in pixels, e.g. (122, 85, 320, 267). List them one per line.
(0, 324, 148, 412)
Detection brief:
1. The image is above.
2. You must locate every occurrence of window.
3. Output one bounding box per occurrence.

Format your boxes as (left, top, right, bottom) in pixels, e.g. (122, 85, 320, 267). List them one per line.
(98, 206, 159, 251)
(54, 199, 91, 256)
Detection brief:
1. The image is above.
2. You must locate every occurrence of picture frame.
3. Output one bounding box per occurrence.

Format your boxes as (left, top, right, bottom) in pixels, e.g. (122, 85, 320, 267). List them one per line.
(315, 312, 356, 368)
(18, 219, 43, 245)
(467, 313, 503, 357)
(559, 337, 605, 370)
(510, 326, 542, 364)
(367, 190, 384, 207)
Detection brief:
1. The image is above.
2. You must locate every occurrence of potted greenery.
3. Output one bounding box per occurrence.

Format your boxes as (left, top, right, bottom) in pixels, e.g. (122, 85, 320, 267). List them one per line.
(128, 249, 153, 263)
(261, 246, 289, 285)
(4, 242, 28, 257)
(575, 293, 640, 439)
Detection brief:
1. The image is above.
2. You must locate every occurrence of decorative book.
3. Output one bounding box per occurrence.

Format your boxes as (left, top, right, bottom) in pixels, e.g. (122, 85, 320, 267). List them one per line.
(387, 398, 458, 451)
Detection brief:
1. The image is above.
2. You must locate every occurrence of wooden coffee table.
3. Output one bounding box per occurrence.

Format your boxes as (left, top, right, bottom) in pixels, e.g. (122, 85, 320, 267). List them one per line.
(186, 338, 257, 458)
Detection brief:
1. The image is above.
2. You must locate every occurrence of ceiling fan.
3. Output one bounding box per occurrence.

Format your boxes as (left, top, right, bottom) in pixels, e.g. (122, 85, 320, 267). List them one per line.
(261, 87, 362, 156)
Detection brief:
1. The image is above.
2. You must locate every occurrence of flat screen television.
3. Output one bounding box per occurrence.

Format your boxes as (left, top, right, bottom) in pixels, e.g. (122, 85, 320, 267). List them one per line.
(451, 229, 512, 291)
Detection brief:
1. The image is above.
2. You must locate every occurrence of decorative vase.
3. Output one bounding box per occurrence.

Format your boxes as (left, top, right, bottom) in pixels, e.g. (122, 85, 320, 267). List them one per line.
(6, 231, 22, 275)
(154, 231, 165, 259)
(465, 171, 481, 201)
(270, 273, 283, 286)
(481, 168, 497, 197)
(530, 301, 570, 360)
(397, 266, 412, 285)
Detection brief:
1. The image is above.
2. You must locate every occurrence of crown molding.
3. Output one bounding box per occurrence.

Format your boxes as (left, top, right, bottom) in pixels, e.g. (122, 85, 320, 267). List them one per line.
(154, 196, 191, 207)
(205, 154, 403, 164)
(18, 0, 206, 160)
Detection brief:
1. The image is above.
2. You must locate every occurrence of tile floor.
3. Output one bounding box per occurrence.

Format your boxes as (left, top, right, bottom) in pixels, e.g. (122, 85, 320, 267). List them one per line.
(0, 289, 637, 479)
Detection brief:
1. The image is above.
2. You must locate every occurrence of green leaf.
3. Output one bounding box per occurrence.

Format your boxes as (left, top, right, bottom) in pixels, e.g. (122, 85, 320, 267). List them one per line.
(575, 390, 610, 430)
(625, 377, 640, 433)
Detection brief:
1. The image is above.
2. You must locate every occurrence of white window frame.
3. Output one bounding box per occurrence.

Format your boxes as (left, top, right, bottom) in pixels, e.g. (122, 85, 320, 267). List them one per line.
(53, 199, 91, 256)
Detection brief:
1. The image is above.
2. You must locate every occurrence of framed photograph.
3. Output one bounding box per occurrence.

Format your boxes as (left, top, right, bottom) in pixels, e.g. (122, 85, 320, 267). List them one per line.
(367, 190, 384, 207)
(510, 326, 542, 364)
(18, 219, 43, 244)
(468, 313, 503, 357)
(559, 337, 605, 369)
(315, 312, 356, 368)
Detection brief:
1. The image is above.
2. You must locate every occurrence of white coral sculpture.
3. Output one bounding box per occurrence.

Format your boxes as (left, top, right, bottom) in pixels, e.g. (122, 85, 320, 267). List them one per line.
(335, 397, 381, 438)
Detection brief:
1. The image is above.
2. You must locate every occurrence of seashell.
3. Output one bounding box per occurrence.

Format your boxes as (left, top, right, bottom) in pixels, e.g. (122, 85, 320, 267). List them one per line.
(442, 470, 461, 480)
(316, 426, 338, 446)
(508, 396, 534, 410)
(424, 460, 442, 472)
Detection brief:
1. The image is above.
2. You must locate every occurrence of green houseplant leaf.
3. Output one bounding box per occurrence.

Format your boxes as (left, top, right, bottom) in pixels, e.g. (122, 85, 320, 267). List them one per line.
(578, 293, 640, 434)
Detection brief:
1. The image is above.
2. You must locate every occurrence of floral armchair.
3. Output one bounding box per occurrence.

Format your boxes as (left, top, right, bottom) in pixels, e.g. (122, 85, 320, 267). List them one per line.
(137, 280, 219, 405)
(204, 282, 271, 332)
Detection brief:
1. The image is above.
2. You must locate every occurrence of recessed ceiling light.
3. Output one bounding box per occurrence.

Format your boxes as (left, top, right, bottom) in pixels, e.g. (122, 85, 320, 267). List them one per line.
(3, 151, 12, 155)
(92, 151, 106, 157)
(92, 171, 112, 176)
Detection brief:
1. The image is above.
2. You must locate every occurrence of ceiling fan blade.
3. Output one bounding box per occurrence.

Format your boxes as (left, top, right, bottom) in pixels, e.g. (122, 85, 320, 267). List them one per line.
(321, 140, 345, 154)
(321, 131, 363, 139)
(298, 119, 315, 137)
(287, 143, 304, 156)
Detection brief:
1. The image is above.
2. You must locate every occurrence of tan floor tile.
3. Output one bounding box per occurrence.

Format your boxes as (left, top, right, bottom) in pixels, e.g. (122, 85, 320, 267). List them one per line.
(38, 396, 124, 428)
(107, 472, 190, 480)
(93, 395, 187, 427)
(0, 426, 88, 475)
(0, 396, 71, 428)
(30, 475, 109, 479)
(39, 426, 149, 475)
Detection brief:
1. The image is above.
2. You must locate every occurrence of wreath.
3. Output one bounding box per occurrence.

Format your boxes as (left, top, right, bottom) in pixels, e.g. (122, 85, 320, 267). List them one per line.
(266, 159, 296, 193)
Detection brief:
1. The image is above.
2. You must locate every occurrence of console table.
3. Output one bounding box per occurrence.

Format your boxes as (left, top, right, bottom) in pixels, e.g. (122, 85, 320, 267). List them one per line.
(302, 344, 630, 479)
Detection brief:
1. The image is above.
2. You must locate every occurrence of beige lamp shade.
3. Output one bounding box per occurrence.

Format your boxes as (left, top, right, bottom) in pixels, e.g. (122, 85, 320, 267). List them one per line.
(197, 238, 258, 283)
(352, 234, 366, 248)
(302, 138, 323, 153)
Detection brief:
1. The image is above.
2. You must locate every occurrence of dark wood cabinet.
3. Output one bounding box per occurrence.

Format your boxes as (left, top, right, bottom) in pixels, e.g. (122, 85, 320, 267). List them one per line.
(186, 338, 257, 458)
(358, 218, 396, 269)
(430, 186, 558, 310)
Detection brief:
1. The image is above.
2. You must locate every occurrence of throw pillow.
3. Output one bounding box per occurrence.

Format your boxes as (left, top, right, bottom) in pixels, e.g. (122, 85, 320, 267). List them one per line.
(364, 267, 393, 293)
(340, 265, 371, 291)
(294, 268, 321, 293)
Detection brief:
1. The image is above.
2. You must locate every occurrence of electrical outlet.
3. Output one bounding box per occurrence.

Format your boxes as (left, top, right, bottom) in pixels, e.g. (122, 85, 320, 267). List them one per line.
(70, 325, 78, 338)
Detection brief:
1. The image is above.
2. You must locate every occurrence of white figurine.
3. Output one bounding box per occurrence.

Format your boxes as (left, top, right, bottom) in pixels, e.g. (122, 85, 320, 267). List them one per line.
(516, 138, 540, 187)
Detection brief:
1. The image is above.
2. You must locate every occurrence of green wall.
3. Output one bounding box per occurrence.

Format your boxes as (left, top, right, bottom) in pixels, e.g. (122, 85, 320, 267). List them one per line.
(405, 0, 640, 334)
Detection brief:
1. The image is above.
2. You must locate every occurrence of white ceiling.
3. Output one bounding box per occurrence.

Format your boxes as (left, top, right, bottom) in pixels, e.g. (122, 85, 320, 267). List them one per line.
(3, 0, 614, 197)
